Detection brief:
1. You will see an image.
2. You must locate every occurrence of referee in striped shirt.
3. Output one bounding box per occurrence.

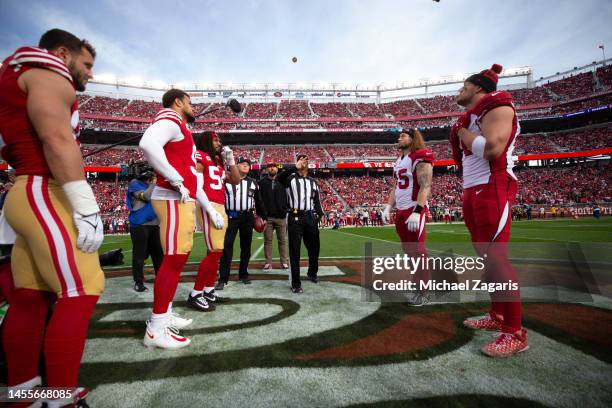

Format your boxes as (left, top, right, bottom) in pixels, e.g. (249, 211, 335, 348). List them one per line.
(218, 157, 267, 287)
(277, 154, 324, 293)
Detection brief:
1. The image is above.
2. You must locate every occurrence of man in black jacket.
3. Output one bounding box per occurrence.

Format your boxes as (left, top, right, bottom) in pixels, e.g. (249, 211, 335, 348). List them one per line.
(277, 154, 324, 294)
(258, 163, 289, 271)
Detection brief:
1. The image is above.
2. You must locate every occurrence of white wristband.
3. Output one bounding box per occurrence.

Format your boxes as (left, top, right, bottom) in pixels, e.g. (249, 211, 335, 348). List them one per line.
(471, 135, 486, 159)
(62, 180, 100, 216)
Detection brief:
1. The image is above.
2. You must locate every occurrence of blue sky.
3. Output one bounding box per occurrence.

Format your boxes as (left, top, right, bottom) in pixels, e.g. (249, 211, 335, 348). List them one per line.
(1, 0, 611, 85)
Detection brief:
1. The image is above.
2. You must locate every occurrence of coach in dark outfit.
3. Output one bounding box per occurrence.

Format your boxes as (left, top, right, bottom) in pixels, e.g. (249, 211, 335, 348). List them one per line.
(217, 157, 267, 288)
(277, 154, 324, 293)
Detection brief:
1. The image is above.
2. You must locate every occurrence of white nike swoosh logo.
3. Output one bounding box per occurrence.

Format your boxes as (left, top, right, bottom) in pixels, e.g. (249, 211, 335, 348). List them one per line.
(475, 190, 484, 195)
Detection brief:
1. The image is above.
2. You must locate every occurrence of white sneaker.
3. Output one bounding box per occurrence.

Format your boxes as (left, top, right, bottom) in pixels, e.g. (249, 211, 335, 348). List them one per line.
(143, 321, 191, 350)
(263, 263, 272, 271)
(169, 311, 192, 329)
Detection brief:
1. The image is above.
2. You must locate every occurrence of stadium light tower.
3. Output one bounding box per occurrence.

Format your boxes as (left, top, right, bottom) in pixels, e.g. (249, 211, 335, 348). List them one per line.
(599, 45, 606, 66)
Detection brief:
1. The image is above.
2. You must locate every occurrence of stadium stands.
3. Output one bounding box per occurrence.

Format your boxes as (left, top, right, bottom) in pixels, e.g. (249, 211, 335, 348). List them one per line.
(123, 100, 162, 118)
(278, 100, 311, 118)
(327, 176, 392, 208)
(416, 95, 461, 114)
(244, 102, 278, 118)
(543, 71, 595, 100)
(515, 134, 560, 154)
(311, 102, 352, 118)
(75, 123, 612, 168)
(380, 100, 424, 117)
(81, 145, 144, 166)
(509, 87, 552, 105)
(345, 103, 383, 117)
(79, 95, 129, 116)
(597, 64, 612, 88)
(549, 125, 612, 151)
(516, 164, 611, 205)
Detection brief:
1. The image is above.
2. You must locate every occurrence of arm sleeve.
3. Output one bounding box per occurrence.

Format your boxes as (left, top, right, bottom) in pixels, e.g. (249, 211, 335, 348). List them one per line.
(195, 172, 213, 212)
(139, 120, 184, 184)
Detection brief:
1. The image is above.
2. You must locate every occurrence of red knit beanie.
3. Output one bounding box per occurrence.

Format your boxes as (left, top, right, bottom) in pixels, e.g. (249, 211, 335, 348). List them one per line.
(465, 64, 503, 93)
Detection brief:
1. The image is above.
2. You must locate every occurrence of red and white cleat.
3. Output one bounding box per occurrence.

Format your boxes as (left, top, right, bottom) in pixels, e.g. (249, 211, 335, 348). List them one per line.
(463, 312, 503, 331)
(481, 328, 529, 358)
(143, 321, 190, 350)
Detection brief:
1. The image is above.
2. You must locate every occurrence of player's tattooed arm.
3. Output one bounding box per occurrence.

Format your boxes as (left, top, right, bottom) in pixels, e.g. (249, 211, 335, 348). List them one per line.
(416, 162, 433, 207)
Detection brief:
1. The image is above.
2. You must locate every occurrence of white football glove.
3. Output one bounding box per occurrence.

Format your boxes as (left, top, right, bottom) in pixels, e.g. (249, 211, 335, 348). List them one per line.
(74, 213, 104, 253)
(221, 146, 235, 166)
(406, 212, 420, 232)
(169, 180, 191, 203)
(208, 208, 225, 229)
(382, 204, 391, 225)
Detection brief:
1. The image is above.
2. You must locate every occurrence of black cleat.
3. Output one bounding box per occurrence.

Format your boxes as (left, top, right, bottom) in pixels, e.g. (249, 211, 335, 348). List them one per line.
(215, 281, 228, 290)
(187, 292, 216, 312)
(291, 287, 303, 294)
(203, 289, 230, 303)
(307, 275, 319, 283)
(240, 278, 252, 285)
(134, 282, 148, 292)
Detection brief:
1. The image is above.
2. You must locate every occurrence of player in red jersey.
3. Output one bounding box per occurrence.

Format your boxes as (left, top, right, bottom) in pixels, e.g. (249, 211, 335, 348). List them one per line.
(450, 64, 527, 357)
(383, 128, 434, 306)
(139, 89, 225, 349)
(186, 131, 239, 310)
(0, 29, 102, 405)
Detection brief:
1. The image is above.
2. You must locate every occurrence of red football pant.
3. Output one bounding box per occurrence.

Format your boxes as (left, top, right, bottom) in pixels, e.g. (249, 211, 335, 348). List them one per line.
(152, 254, 189, 314)
(193, 251, 222, 291)
(0, 261, 15, 303)
(463, 178, 521, 333)
(3, 288, 98, 387)
(395, 207, 429, 287)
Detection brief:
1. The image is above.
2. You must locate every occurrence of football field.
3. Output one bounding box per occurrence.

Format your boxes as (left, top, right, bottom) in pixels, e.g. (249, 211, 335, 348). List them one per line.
(85, 217, 612, 407)
(100, 217, 612, 267)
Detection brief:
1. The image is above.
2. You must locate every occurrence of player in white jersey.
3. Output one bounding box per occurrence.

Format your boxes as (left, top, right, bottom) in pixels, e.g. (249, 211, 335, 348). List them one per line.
(383, 128, 434, 306)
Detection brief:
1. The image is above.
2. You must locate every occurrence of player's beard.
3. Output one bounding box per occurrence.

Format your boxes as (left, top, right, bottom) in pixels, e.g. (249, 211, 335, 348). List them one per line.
(68, 62, 87, 92)
(184, 111, 196, 123)
(456, 90, 474, 108)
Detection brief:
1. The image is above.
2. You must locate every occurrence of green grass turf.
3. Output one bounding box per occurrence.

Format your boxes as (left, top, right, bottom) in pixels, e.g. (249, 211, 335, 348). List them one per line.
(100, 217, 612, 269)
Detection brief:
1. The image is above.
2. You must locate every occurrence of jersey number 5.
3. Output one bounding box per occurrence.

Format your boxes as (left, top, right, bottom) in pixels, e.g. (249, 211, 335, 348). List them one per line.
(395, 169, 409, 190)
(208, 166, 224, 190)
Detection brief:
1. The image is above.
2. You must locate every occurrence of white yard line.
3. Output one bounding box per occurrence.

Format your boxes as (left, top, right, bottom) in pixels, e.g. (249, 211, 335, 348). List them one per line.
(334, 230, 396, 243)
(250, 243, 265, 261)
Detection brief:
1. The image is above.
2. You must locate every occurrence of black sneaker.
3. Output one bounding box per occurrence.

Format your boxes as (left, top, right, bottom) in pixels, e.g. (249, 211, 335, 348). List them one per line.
(215, 281, 228, 290)
(134, 282, 148, 292)
(240, 278, 252, 285)
(291, 287, 303, 294)
(307, 275, 319, 283)
(187, 292, 216, 312)
(203, 289, 230, 303)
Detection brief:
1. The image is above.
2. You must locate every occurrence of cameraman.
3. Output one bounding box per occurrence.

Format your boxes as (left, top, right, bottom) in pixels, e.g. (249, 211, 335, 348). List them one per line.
(127, 170, 163, 292)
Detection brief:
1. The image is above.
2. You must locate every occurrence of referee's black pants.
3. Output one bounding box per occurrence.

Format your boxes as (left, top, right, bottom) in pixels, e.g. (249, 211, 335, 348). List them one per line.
(129, 224, 163, 284)
(219, 212, 254, 282)
(287, 212, 320, 289)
